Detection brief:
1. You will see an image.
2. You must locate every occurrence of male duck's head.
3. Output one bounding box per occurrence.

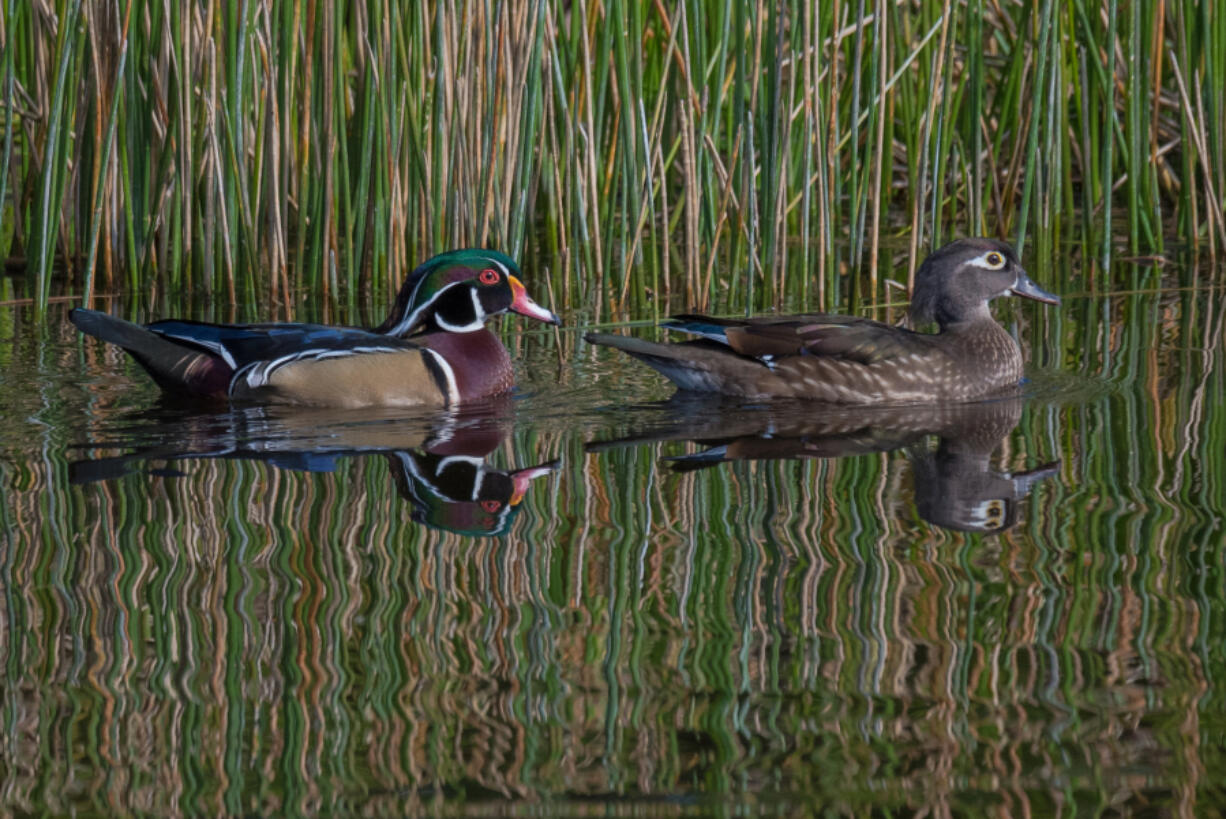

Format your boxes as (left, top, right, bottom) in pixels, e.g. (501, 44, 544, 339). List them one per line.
(908, 238, 1060, 330)
(377, 249, 561, 336)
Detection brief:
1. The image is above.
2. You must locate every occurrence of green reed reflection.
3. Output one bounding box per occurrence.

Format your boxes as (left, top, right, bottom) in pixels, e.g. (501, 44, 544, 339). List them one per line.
(1, 262, 1226, 815)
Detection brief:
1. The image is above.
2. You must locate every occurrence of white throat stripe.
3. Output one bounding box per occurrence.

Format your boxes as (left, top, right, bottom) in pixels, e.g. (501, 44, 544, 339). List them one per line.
(423, 348, 461, 406)
(434, 289, 485, 333)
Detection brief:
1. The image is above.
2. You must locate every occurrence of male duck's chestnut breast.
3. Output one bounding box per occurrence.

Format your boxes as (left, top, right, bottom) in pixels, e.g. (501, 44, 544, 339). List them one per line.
(420, 330, 516, 402)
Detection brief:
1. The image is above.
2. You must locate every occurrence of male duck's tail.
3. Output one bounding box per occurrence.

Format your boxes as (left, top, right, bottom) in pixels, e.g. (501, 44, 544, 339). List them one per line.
(70, 308, 232, 398)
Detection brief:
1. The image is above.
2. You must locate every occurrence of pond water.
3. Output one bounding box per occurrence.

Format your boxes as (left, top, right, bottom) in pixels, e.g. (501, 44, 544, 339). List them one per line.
(1, 255, 1224, 815)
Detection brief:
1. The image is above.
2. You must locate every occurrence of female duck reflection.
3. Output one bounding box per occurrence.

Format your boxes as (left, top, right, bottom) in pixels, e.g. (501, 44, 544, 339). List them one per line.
(585, 395, 1057, 533)
(70, 400, 556, 538)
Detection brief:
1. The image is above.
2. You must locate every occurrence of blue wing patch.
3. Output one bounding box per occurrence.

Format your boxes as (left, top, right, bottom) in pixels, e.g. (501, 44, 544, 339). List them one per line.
(662, 318, 731, 344)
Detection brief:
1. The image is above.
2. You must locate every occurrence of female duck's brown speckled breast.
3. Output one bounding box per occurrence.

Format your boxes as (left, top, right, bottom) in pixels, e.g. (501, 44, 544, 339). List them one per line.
(761, 320, 1023, 404)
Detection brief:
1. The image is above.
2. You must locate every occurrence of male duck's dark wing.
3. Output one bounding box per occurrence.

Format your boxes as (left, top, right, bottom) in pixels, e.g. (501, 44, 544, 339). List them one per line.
(667, 313, 923, 365)
(148, 320, 413, 370)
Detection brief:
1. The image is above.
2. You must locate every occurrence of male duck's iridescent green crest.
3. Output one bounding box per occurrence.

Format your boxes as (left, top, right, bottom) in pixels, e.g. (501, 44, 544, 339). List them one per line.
(376, 248, 559, 337)
(585, 237, 1060, 404)
(69, 248, 560, 408)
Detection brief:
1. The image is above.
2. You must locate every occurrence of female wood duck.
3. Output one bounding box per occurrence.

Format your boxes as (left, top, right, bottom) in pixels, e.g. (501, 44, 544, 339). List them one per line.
(70, 249, 560, 408)
(585, 238, 1059, 403)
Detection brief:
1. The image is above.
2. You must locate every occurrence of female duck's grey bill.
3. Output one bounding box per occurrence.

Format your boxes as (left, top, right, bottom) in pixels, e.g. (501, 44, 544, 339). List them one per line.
(1010, 272, 1061, 305)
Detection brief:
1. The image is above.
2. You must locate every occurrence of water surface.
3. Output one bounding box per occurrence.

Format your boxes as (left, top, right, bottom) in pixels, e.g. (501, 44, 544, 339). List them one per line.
(1, 258, 1224, 815)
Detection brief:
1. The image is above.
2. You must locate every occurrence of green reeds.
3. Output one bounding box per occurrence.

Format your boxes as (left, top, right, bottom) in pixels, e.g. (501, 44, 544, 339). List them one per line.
(1, 1, 1224, 315)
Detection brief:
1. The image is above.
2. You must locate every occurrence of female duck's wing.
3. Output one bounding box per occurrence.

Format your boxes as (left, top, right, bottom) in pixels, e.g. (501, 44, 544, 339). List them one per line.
(667, 313, 923, 364)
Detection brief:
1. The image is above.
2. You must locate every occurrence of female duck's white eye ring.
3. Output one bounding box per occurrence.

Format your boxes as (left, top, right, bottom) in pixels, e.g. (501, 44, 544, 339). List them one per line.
(984, 252, 1005, 269)
(478, 268, 500, 285)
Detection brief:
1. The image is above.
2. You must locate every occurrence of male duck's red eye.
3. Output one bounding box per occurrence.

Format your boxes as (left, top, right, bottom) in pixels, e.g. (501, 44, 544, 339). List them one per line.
(478, 268, 500, 285)
(481, 499, 502, 513)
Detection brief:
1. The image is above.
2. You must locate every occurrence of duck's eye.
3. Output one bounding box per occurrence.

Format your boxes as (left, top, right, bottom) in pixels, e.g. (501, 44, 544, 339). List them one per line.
(984, 252, 1004, 269)
(480, 499, 502, 513)
(478, 268, 501, 285)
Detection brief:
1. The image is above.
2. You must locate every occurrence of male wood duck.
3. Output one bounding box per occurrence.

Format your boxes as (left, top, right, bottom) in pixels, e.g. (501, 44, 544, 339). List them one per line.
(70, 249, 560, 408)
(585, 238, 1060, 403)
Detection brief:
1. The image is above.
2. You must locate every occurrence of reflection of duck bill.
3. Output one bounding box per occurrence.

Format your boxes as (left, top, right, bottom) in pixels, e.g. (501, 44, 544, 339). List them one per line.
(391, 451, 559, 537)
(509, 463, 558, 506)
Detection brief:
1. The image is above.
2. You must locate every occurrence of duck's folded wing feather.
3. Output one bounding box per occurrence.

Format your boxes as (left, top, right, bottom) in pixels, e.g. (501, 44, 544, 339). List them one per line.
(731, 316, 922, 365)
(666, 313, 849, 350)
(148, 320, 415, 369)
(666, 312, 931, 365)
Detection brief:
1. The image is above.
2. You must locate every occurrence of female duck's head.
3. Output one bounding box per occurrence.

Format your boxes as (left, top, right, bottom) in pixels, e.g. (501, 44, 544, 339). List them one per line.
(908, 238, 1059, 330)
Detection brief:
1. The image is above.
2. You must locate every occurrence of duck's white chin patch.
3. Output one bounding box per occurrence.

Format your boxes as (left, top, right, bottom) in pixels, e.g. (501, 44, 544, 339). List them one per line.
(435, 288, 486, 333)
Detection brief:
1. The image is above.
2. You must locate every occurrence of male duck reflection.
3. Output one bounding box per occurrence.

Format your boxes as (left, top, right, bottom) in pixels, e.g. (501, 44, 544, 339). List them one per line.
(588, 395, 1058, 533)
(71, 249, 560, 408)
(388, 446, 556, 537)
(70, 404, 557, 537)
(587, 238, 1059, 403)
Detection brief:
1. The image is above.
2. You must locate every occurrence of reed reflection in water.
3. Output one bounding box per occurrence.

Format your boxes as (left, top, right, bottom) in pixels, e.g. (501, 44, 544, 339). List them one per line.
(1, 268, 1225, 813)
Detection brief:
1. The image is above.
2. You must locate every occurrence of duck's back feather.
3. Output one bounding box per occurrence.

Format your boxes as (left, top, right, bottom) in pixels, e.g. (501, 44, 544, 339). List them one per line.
(147, 319, 406, 369)
(667, 313, 935, 365)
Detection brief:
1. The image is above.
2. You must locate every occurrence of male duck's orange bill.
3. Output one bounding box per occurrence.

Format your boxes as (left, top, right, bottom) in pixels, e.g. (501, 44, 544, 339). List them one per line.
(509, 275, 562, 325)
